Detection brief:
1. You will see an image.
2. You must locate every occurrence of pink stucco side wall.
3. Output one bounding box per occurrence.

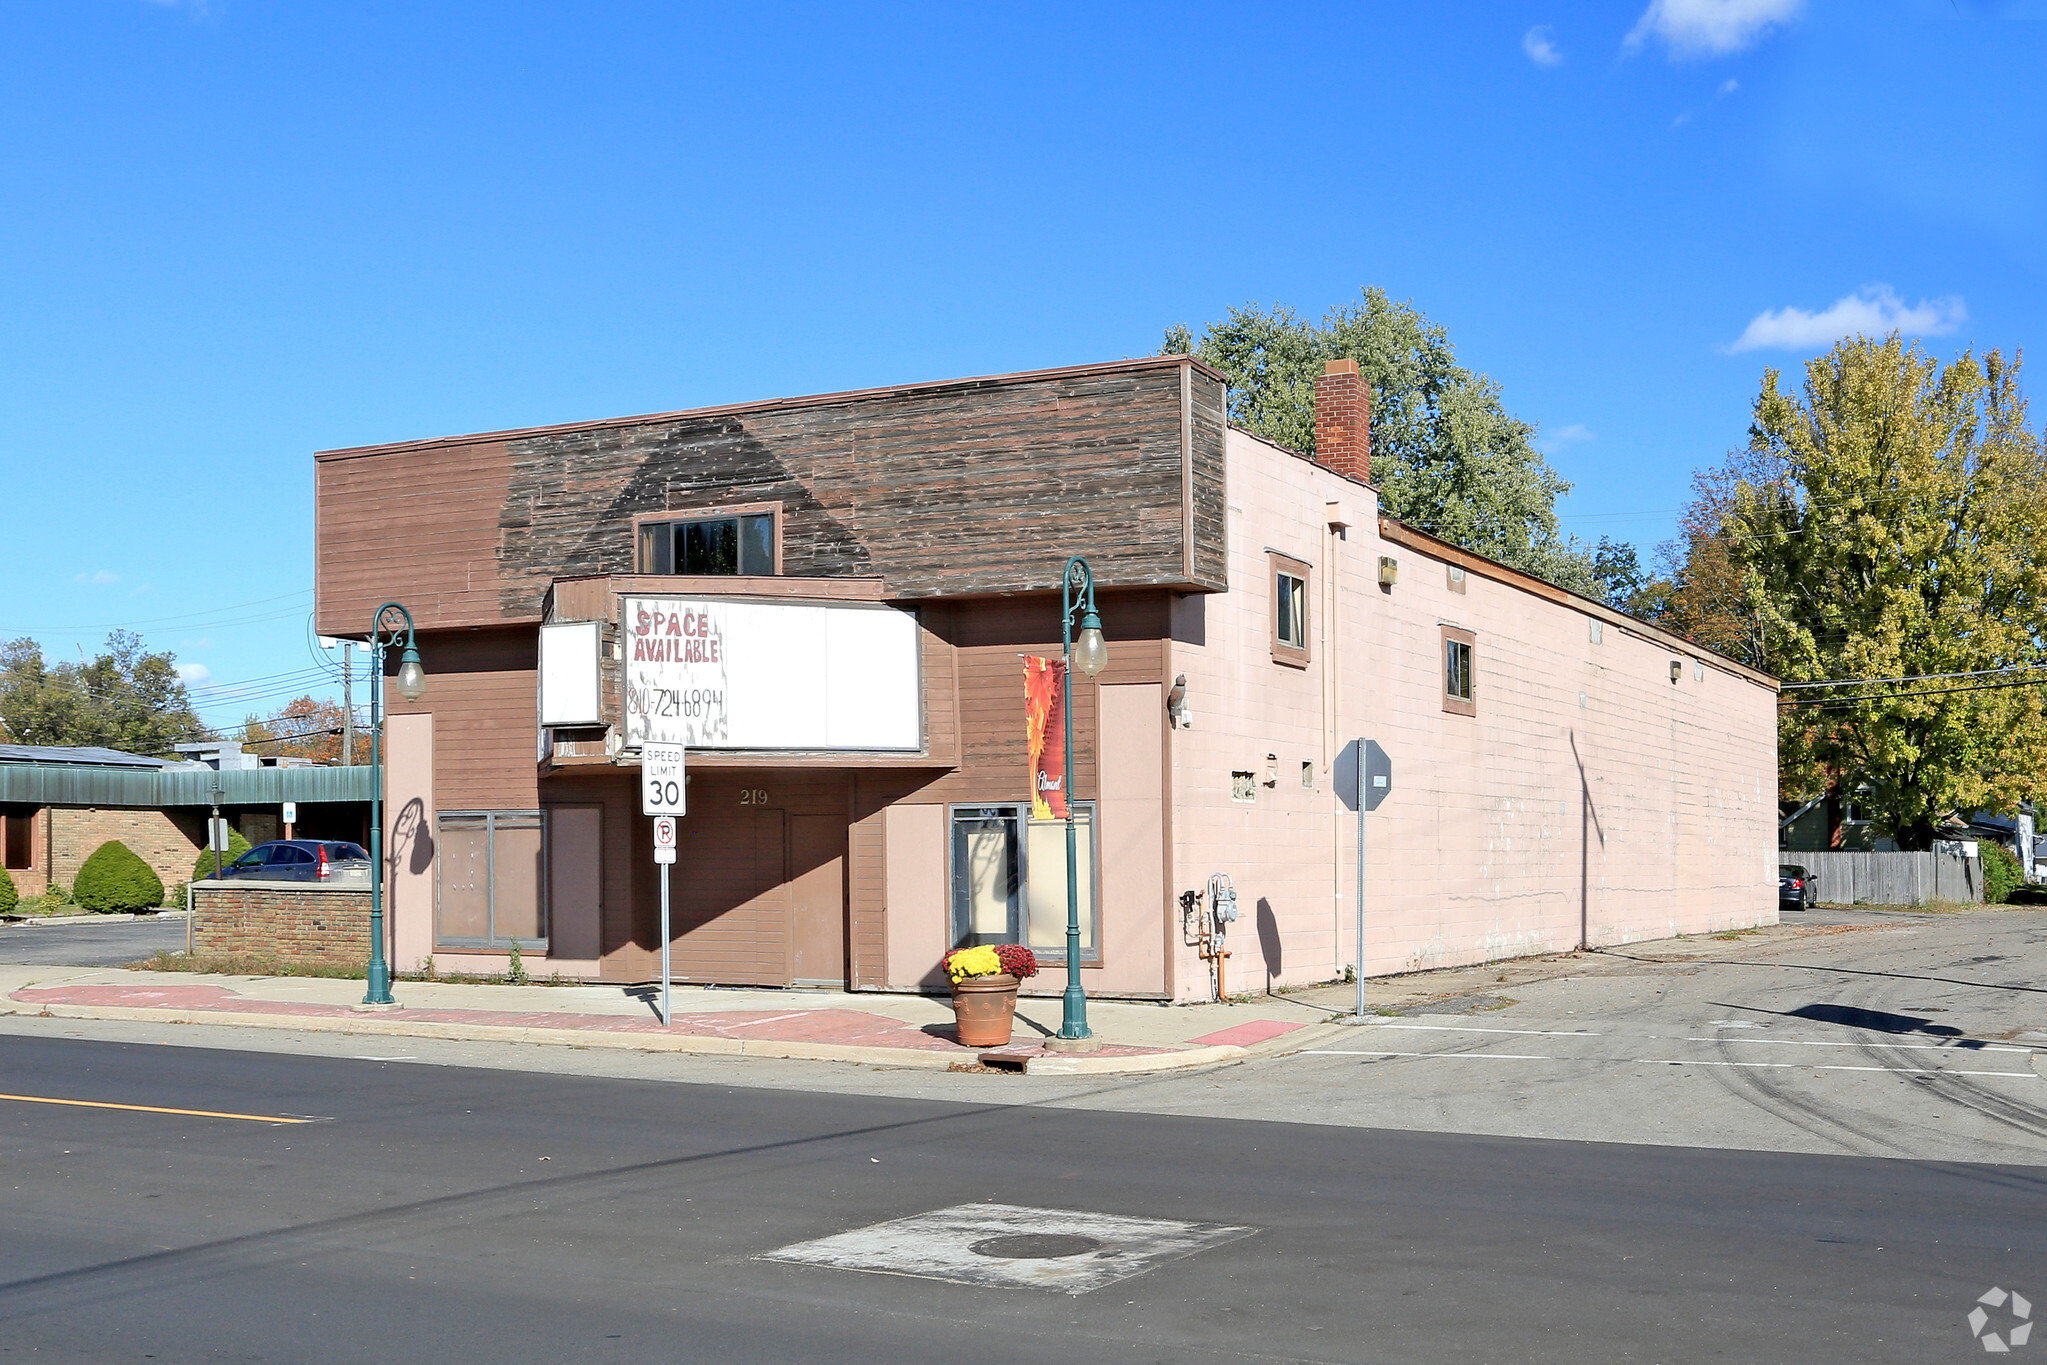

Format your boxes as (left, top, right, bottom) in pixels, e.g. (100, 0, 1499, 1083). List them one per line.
(1165, 429, 1778, 1000)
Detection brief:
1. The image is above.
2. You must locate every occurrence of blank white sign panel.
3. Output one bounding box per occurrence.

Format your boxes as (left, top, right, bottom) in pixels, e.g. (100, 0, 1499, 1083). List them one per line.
(538, 620, 603, 727)
(621, 596, 922, 751)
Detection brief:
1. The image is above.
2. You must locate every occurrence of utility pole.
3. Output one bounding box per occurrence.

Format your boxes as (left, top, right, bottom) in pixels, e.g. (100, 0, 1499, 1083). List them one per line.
(341, 640, 354, 766)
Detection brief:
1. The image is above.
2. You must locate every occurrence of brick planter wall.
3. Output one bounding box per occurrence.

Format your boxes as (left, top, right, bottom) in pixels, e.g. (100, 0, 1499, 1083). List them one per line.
(191, 882, 373, 968)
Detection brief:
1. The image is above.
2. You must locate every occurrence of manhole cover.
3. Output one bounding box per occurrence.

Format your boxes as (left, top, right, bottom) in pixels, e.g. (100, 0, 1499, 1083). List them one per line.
(758, 1202, 1256, 1294)
(970, 1233, 1102, 1259)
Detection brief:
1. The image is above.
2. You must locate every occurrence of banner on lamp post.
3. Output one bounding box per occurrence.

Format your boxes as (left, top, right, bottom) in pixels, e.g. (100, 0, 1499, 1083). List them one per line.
(1023, 655, 1068, 821)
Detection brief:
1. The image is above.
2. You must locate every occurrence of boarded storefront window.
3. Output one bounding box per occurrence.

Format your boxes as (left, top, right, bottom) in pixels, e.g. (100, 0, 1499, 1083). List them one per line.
(436, 811, 546, 949)
(948, 803, 1097, 963)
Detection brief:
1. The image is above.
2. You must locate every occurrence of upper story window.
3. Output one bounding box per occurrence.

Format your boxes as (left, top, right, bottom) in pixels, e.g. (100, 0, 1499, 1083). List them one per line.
(636, 508, 777, 576)
(1269, 551, 1311, 668)
(1442, 624, 1476, 717)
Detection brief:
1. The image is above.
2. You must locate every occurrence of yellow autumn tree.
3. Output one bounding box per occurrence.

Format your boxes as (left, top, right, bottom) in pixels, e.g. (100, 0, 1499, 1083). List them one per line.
(1712, 334, 2047, 848)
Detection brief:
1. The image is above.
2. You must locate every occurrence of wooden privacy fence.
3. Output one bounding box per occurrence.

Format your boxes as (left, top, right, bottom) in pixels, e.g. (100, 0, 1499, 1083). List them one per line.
(1787, 850, 1982, 906)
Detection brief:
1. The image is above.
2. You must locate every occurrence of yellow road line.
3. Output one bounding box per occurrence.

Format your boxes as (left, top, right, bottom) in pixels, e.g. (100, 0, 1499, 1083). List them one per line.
(0, 1093, 311, 1123)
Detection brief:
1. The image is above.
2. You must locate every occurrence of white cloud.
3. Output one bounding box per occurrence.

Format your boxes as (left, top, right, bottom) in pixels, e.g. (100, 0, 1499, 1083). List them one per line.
(72, 570, 119, 586)
(1727, 285, 1967, 353)
(1624, 0, 1801, 59)
(1522, 25, 1564, 67)
(1537, 424, 1595, 454)
(1718, 78, 1740, 96)
(177, 663, 212, 685)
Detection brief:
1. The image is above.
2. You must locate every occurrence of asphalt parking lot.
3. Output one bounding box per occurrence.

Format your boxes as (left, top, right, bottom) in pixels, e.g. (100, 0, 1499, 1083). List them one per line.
(0, 915, 186, 967)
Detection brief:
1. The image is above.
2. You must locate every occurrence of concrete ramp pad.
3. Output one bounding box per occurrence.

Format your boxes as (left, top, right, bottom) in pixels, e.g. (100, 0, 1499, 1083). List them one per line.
(758, 1202, 1254, 1294)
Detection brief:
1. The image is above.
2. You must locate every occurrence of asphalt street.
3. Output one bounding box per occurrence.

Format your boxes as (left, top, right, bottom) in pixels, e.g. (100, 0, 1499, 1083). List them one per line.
(1, 1029, 2042, 1364)
(0, 915, 186, 967)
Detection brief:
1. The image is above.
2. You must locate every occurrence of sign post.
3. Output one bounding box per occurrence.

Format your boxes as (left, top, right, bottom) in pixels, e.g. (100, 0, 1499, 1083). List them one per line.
(1335, 739, 1392, 1018)
(643, 744, 686, 1027)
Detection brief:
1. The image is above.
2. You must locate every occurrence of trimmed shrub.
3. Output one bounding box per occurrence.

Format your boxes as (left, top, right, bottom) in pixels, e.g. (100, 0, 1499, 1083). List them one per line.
(193, 829, 251, 882)
(74, 841, 165, 914)
(1982, 839, 2025, 904)
(0, 867, 16, 915)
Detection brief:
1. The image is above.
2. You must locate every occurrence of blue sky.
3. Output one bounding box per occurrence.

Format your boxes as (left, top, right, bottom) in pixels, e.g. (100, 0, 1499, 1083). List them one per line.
(2, 0, 2042, 735)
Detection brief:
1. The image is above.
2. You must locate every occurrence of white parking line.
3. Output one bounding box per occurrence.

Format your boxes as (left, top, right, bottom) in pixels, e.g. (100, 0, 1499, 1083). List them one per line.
(1304, 1050, 1558, 1060)
(1301, 1050, 2037, 1078)
(1686, 1037, 2034, 1053)
(1367, 1024, 1600, 1037)
(1637, 1058, 2037, 1078)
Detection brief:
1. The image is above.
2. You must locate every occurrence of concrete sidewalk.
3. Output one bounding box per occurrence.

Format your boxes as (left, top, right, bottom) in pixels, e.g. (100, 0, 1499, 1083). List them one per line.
(0, 966, 1350, 1075)
(0, 912, 1896, 1076)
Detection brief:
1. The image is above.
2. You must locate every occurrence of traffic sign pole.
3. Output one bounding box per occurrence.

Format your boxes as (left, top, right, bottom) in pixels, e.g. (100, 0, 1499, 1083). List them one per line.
(651, 812, 678, 1026)
(1335, 739, 1391, 1019)
(644, 748, 684, 1029)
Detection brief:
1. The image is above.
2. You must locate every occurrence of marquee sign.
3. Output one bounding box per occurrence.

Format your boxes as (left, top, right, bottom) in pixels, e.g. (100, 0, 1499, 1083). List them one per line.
(621, 596, 922, 752)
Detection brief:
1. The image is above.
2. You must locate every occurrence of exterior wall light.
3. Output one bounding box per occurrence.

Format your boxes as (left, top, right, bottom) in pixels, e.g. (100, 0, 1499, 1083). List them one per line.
(1670, 659, 1683, 683)
(1378, 556, 1399, 587)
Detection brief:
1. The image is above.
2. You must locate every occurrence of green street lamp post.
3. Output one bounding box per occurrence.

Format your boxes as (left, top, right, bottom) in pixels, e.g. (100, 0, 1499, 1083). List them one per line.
(1056, 557, 1107, 1046)
(364, 602, 426, 1008)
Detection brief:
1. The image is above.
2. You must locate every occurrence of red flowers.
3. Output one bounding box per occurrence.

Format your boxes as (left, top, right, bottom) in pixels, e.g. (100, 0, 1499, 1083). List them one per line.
(993, 944, 1038, 979)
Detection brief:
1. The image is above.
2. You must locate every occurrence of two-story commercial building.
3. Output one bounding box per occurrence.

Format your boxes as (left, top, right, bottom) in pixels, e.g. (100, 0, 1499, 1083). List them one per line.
(314, 355, 1778, 1000)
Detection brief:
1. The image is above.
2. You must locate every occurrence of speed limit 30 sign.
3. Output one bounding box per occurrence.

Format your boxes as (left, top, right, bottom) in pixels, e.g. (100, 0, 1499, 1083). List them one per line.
(642, 744, 687, 816)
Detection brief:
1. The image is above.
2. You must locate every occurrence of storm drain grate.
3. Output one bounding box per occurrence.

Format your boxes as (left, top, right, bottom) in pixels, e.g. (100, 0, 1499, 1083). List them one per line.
(758, 1202, 1255, 1294)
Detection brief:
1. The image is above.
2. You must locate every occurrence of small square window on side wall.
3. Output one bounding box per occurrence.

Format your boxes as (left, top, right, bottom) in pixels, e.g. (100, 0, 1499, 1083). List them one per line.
(1231, 772, 1256, 803)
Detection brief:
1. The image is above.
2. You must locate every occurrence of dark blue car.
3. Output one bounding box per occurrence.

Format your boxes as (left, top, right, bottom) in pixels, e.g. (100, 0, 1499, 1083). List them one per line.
(215, 840, 371, 885)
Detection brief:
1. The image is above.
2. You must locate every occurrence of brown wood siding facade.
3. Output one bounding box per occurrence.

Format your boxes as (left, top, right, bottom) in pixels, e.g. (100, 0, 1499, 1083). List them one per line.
(510, 591, 1178, 985)
(317, 359, 1228, 636)
(385, 628, 539, 813)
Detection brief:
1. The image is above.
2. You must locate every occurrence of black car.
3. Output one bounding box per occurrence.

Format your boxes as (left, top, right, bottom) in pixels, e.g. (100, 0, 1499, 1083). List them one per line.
(214, 839, 371, 885)
(1779, 864, 1817, 910)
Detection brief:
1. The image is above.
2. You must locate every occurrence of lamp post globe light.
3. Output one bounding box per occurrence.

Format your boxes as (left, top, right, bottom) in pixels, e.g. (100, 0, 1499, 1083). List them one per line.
(1055, 557, 1106, 1048)
(362, 601, 425, 1009)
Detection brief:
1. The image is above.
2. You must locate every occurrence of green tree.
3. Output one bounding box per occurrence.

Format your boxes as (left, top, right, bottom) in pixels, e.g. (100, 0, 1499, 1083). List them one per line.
(1163, 288, 1608, 595)
(193, 827, 252, 881)
(0, 631, 203, 755)
(1707, 334, 2047, 849)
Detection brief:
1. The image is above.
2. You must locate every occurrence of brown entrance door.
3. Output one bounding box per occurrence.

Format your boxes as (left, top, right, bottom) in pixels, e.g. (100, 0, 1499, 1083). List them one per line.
(673, 805, 791, 986)
(788, 814, 847, 985)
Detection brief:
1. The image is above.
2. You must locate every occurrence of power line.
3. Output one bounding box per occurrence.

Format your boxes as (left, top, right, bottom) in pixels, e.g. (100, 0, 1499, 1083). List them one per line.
(0, 589, 313, 636)
(1781, 662, 2047, 691)
(1780, 676, 2047, 709)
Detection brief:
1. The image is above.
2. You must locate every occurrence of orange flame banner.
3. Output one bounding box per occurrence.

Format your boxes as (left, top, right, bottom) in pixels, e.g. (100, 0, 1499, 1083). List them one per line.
(1023, 655, 1068, 821)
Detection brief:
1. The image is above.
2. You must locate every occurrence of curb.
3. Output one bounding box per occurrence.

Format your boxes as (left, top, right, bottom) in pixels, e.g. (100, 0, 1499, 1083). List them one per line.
(0, 911, 190, 927)
(0, 1002, 1246, 1076)
(1008, 1043, 1245, 1075)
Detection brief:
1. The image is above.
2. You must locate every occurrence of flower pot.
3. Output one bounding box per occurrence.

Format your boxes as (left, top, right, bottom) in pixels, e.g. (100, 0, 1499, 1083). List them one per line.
(951, 972, 1020, 1047)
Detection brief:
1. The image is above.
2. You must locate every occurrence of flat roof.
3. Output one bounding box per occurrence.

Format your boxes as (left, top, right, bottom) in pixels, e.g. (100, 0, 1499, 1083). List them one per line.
(315, 354, 1228, 463)
(0, 744, 164, 769)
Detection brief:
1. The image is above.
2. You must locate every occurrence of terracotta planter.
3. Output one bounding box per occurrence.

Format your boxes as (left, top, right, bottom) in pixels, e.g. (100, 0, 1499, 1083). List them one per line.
(951, 972, 1020, 1047)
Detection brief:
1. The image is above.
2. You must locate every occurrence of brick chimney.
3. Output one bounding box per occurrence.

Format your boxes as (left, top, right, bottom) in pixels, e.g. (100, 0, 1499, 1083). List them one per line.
(1314, 358, 1372, 483)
